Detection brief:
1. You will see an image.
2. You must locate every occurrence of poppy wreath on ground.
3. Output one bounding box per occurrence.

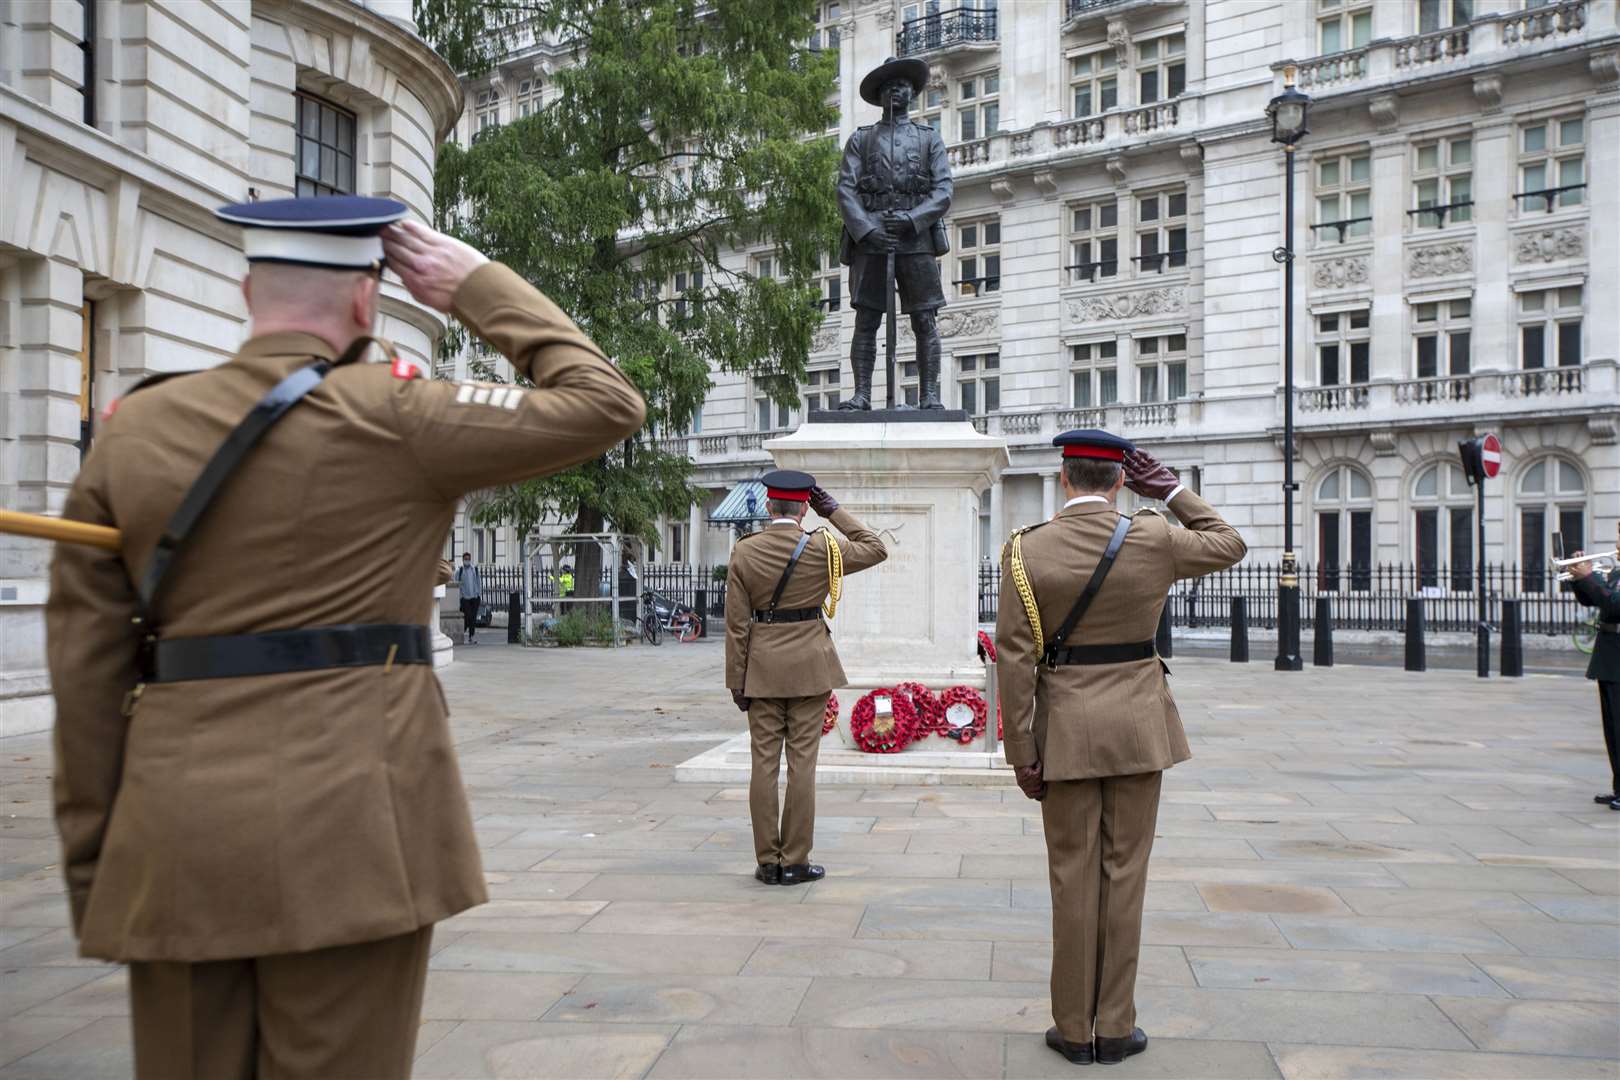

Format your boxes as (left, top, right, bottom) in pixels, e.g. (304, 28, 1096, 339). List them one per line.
(895, 681, 945, 736)
(822, 692, 840, 736)
(849, 688, 920, 754)
(938, 686, 989, 744)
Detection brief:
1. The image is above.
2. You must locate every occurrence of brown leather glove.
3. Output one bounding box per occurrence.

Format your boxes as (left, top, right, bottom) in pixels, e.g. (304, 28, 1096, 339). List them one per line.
(1014, 761, 1047, 802)
(730, 688, 752, 712)
(809, 486, 839, 517)
(1124, 449, 1179, 502)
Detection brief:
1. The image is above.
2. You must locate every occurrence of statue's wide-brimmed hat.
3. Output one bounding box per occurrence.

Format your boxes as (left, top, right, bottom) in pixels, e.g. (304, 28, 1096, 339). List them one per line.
(859, 55, 930, 107)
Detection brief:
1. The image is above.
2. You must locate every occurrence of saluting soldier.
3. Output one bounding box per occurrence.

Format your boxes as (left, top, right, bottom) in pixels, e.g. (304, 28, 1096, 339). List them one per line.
(1567, 524, 1620, 811)
(995, 430, 1246, 1067)
(724, 470, 887, 884)
(45, 196, 645, 1078)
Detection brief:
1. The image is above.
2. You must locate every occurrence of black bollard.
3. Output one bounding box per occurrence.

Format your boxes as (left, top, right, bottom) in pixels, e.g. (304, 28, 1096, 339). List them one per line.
(1313, 596, 1333, 667)
(507, 590, 522, 643)
(1230, 596, 1249, 663)
(1156, 602, 1173, 659)
(695, 589, 708, 638)
(1404, 597, 1426, 672)
(1500, 598, 1523, 678)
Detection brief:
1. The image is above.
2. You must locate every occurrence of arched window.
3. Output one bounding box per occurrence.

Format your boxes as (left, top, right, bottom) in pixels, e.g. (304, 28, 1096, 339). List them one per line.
(1315, 465, 1373, 591)
(1518, 456, 1586, 591)
(1412, 462, 1474, 590)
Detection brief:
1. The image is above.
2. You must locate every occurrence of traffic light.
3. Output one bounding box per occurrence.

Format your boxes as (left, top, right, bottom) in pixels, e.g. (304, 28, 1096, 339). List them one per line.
(1457, 437, 1485, 486)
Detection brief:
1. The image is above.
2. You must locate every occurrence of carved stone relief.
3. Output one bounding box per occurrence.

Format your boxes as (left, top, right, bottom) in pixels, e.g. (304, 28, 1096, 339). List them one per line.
(811, 325, 840, 353)
(1311, 255, 1369, 290)
(1107, 20, 1131, 65)
(1471, 74, 1503, 112)
(899, 305, 1000, 342)
(1513, 227, 1584, 265)
(1368, 93, 1399, 132)
(1407, 242, 1471, 279)
(1066, 287, 1186, 324)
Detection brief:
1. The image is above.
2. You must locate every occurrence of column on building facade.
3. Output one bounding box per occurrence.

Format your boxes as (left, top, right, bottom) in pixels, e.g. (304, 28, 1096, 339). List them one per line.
(1367, 137, 1406, 383)
(988, 477, 1003, 558)
(1471, 117, 1513, 375)
(1587, 87, 1620, 534)
(688, 500, 702, 569)
(1041, 472, 1056, 520)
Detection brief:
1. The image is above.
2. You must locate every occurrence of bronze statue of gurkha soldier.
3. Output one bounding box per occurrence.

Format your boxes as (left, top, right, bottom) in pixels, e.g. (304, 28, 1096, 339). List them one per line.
(837, 56, 953, 410)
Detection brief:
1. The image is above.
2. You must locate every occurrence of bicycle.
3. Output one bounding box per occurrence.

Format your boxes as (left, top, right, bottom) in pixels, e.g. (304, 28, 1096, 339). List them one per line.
(642, 589, 702, 643)
(642, 606, 662, 646)
(1574, 608, 1598, 655)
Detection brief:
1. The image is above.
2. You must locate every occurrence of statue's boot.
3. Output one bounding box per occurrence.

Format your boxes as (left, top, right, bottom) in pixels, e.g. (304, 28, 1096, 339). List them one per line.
(837, 337, 877, 410)
(917, 327, 945, 410)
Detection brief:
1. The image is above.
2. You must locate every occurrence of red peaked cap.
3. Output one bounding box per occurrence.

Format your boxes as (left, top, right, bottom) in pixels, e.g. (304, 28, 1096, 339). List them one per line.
(1054, 428, 1136, 462)
(763, 468, 816, 503)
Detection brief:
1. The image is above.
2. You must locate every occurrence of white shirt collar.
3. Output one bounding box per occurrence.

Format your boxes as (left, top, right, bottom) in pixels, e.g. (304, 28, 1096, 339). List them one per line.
(769, 518, 801, 527)
(1062, 495, 1110, 510)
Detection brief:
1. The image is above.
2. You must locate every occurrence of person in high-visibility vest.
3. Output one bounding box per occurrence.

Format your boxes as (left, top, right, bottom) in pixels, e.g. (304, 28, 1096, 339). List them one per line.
(558, 565, 575, 597)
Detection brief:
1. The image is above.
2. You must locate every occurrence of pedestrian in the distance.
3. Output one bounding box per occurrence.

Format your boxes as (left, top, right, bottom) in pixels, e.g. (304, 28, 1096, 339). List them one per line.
(455, 552, 482, 644)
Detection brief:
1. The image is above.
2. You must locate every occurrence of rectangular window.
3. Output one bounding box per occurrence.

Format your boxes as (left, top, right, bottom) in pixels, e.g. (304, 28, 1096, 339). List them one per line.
(1070, 340, 1119, 406)
(956, 218, 1001, 296)
(1135, 334, 1188, 402)
(812, 1, 841, 52)
(1520, 508, 1546, 591)
(1316, 309, 1370, 385)
(1518, 115, 1584, 211)
(1314, 152, 1372, 242)
(1318, 0, 1373, 52)
(1068, 199, 1119, 282)
(1449, 506, 1473, 591)
(1136, 33, 1186, 105)
(671, 268, 703, 323)
(1412, 298, 1471, 377)
(900, 359, 920, 407)
(957, 72, 1000, 142)
(1350, 510, 1372, 590)
(515, 78, 541, 118)
(1518, 287, 1582, 368)
(957, 353, 1000, 415)
(1069, 50, 1118, 118)
(803, 366, 842, 413)
(296, 92, 357, 197)
(917, 85, 944, 132)
(1135, 188, 1188, 274)
(1412, 136, 1472, 228)
(755, 394, 793, 431)
(475, 89, 500, 139)
(1419, 0, 1473, 33)
(1318, 513, 1341, 591)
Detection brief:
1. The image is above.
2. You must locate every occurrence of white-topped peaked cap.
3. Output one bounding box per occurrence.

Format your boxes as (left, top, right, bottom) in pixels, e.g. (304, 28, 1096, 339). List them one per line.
(215, 195, 408, 270)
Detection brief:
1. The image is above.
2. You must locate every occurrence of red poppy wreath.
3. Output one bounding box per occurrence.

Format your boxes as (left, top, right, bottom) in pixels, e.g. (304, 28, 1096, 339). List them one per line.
(822, 692, 840, 736)
(938, 685, 989, 744)
(849, 688, 919, 753)
(895, 681, 945, 736)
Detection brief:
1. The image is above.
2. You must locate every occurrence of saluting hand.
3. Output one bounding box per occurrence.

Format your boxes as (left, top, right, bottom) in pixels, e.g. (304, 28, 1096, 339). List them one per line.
(809, 486, 840, 518)
(1123, 449, 1180, 502)
(382, 220, 489, 313)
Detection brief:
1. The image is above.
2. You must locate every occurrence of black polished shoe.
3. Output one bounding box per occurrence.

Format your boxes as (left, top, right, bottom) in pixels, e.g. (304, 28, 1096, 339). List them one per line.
(1597, 793, 1618, 804)
(1610, 797, 1620, 812)
(1045, 1027, 1093, 1065)
(754, 863, 782, 885)
(1093, 1028, 1147, 1065)
(779, 863, 825, 886)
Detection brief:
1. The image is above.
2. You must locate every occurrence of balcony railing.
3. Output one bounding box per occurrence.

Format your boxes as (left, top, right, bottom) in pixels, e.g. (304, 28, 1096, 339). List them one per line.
(896, 7, 998, 57)
(1066, 0, 1127, 16)
(1299, 385, 1370, 413)
(1393, 374, 1474, 405)
(1275, 0, 1601, 97)
(948, 138, 992, 168)
(1501, 366, 1582, 397)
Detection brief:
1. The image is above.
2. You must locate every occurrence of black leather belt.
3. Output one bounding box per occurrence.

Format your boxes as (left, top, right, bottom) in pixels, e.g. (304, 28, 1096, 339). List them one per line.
(1601, 622, 1620, 634)
(1047, 641, 1156, 666)
(151, 624, 431, 683)
(752, 607, 821, 624)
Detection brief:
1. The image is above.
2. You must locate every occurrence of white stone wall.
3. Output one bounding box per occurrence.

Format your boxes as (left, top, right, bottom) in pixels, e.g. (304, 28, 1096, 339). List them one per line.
(0, 0, 461, 734)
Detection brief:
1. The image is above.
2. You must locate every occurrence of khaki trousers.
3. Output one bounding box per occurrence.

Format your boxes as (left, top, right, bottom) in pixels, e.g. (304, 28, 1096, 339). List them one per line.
(1041, 770, 1162, 1042)
(747, 693, 829, 865)
(128, 926, 433, 1080)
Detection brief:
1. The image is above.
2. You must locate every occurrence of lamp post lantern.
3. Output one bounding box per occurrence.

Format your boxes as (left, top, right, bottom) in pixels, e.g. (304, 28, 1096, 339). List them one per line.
(1267, 70, 1310, 672)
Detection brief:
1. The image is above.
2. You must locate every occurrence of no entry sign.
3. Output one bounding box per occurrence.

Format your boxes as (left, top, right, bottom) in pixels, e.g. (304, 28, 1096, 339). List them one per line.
(1480, 433, 1501, 478)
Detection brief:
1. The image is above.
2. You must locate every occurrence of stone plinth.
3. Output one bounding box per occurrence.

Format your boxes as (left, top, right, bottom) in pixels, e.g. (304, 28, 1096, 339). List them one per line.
(766, 419, 1008, 690)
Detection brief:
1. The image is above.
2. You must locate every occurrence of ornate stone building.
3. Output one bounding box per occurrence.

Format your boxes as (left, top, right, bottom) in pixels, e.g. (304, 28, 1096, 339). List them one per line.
(0, 0, 462, 733)
(455, 0, 1618, 587)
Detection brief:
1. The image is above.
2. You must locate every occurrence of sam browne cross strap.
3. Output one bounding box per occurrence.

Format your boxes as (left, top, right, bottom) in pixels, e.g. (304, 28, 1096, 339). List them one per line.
(753, 531, 816, 624)
(1038, 515, 1155, 669)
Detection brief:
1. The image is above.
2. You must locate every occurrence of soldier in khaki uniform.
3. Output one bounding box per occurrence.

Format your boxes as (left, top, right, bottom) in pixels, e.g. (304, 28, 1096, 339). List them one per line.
(995, 430, 1245, 1066)
(46, 196, 645, 1078)
(724, 470, 887, 884)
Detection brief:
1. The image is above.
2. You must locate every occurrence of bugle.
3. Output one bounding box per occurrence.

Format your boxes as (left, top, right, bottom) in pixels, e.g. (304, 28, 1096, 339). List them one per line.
(1551, 548, 1618, 583)
(0, 509, 121, 551)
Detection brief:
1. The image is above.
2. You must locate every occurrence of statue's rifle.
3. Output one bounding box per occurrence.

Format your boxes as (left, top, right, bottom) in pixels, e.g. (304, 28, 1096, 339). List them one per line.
(885, 97, 898, 410)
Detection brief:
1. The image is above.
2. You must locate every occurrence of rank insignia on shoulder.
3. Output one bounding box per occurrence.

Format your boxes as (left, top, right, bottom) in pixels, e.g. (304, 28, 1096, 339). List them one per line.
(390, 355, 421, 380)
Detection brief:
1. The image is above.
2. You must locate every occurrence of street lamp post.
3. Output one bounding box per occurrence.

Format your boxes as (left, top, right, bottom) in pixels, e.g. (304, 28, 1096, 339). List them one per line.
(1267, 71, 1310, 673)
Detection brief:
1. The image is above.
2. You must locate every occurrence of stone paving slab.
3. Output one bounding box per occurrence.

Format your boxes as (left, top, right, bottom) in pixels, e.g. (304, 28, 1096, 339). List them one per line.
(2, 647, 1616, 1078)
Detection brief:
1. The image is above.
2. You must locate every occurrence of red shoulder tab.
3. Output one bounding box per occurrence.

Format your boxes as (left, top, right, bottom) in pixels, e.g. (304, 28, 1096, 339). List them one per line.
(391, 355, 421, 380)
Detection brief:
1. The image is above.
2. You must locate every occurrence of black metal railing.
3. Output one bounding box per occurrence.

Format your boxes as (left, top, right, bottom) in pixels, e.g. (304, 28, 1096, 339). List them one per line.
(1067, 0, 1127, 16)
(1513, 183, 1586, 212)
(953, 275, 1001, 295)
(897, 6, 998, 57)
(1066, 260, 1119, 283)
(977, 560, 1587, 636)
(1310, 216, 1373, 243)
(1407, 200, 1474, 227)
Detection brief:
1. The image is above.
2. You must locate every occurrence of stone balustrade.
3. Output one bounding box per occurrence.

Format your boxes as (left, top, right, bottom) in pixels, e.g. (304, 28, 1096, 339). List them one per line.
(1274, 0, 1606, 99)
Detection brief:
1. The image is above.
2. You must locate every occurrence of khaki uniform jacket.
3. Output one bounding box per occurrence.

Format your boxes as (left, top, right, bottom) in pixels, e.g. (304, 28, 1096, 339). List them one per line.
(995, 491, 1245, 781)
(724, 510, 887, 698)
(46, 262, 645, 963)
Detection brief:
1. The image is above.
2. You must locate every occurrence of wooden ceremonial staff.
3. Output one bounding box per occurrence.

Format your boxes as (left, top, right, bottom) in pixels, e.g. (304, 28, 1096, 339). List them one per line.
(0, 510, 121, 551)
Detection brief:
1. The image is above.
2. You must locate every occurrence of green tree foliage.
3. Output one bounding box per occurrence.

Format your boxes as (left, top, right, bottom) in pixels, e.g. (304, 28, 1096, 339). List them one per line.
(420, 0, 840, 553)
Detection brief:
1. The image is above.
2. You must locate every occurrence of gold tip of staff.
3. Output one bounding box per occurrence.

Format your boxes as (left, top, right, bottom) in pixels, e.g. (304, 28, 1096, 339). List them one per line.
(0, 509, 122, 551)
